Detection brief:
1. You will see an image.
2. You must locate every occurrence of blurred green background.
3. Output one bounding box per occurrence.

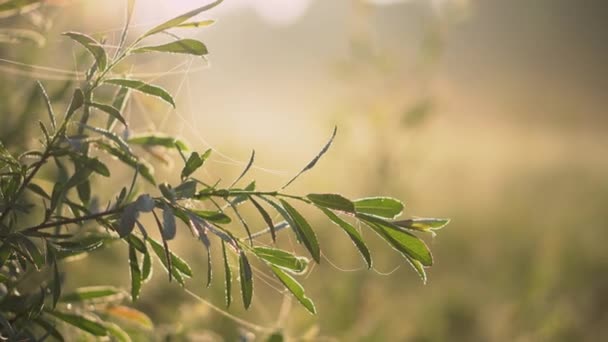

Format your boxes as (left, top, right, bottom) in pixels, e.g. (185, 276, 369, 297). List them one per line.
(2, 0, 607, 340)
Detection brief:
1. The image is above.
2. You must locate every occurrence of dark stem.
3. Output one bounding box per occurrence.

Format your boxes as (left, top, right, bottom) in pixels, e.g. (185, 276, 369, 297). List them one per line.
(21, 207, 123, 233)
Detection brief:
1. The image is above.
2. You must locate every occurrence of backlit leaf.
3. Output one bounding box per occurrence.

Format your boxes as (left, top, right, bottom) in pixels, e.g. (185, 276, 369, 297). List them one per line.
(269, 266, 316, 315)
(354, 197, 404, 219)
(132, 39, 208, 56)
(307, 193, 354, 213)
(105, 79, 175, 108)
(279, 200, 320, 263)
(239, 251, 253, 309)
(63, 32, 107, 71)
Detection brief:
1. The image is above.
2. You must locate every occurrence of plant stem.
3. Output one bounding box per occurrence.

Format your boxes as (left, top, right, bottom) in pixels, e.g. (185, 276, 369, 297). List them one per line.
(21, 207, 123, 233)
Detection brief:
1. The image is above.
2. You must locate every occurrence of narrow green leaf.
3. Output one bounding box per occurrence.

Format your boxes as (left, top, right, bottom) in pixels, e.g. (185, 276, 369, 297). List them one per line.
(222, 241, 232, 307)
(358, 214, 433, 266)
(0, 0, 40, 14)
(354, 197, 404, 219)
(132, 39, 208, 56)
(190, 209, 231, 224)
(239, 251, 253, 309)
(107, 87, 130, 130)
(319, 208, 372, 269)
(63, 32, 107, 71)
(62, 286, 125, 302)
(134, 194, 155, 212)
(105, 78, 175, 107)
(279, 200, 320, 263)
(253, 247, 308, 274)
(128, 246, 142, 301)
(181, 149, 211, 178)
(117, 203, 139, 237)
(229, 149, 254, 188)
(76, 180, 91, 203)
(95, 141, 155, 185)
(26, 183, 50, 199)
(248, 196, 276, 242)
(175, 20, 215, 29)
(88, 102, 127, 127)
(34, 318, 64, 342)
(269, 266, 316, 315)
(282, 126, 336, 189)
(16, 236, 44, 270)
(148, 238, 192, 278)
(393, 218, 450, 232)
(128, 134, 188, 150)
(140, 0, 223, 39)
(0, 28, 45, 46)
(103, 322, 131, 342)
(105, 305, 153, 331)
(307, 193, 355, 213)
(405, 255, 427, 284)
(49, 311, 108, 337)
(141, 243, 153, 282)
(173, 180, 197, 199)
(64, 89, 84, 122)
(37, 81, 56, 131)
(161, 204, 177, 240)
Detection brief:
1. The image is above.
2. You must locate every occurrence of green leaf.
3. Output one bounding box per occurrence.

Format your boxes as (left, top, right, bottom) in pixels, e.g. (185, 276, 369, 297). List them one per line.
(103, 322, 132, 342)
(148, 238, 192, 278)
(175, 20, 215, 29)
(134, 194, 155, 212)
(139, 0, 223, 39)
(229, 149, 254, 187)
(405, 255, 427, 284)
(239, 251, 253, 309)
(132, 39, 208, 56)
(248, 196, 276, 241)
(269, 266, 316, 315)
(63, 32, 107, 71)
(88, 102, 127, 127)
(0, 0, 40, 14)
(354, 197, 404, 219)
(108, 87, 130, 129)
(253, 247, 308, 274)
(95, 141, 155, 185)
(64, 89, 84, 122)
(393, 218, 450, 232)
(105, 305, 153, 331)
(279, 200, 320, 263)
(76, 180, 91, 203)
(62, 286, 125, 302)
(358, 214, 433, 266)
(128, 246, 142, 301)
(104, 79, 175, 107)
(162, 204, 177, 240)
(307, 193, 354, 213)
(15, 236, 44, 270)
(141, 243, 153, 282)
(318, 208, 372, 269)
(117, 203, 139, 237)
(181, 149, 211, 178)
(37, 81, 56, 131)
(26, 182, 50, 199)
(282, 126, 337, 189)
(222, 241, 232, 307)
(190, 209, 231, 224)
(128, 134, 188, 150)
(49, 311, 108, 337)
(0, 28, 45, 46)
(173, 180, 197, 199)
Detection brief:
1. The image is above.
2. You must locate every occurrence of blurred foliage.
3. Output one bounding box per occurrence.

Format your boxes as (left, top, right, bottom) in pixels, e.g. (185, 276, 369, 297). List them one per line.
(0, 0, 449, 340)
